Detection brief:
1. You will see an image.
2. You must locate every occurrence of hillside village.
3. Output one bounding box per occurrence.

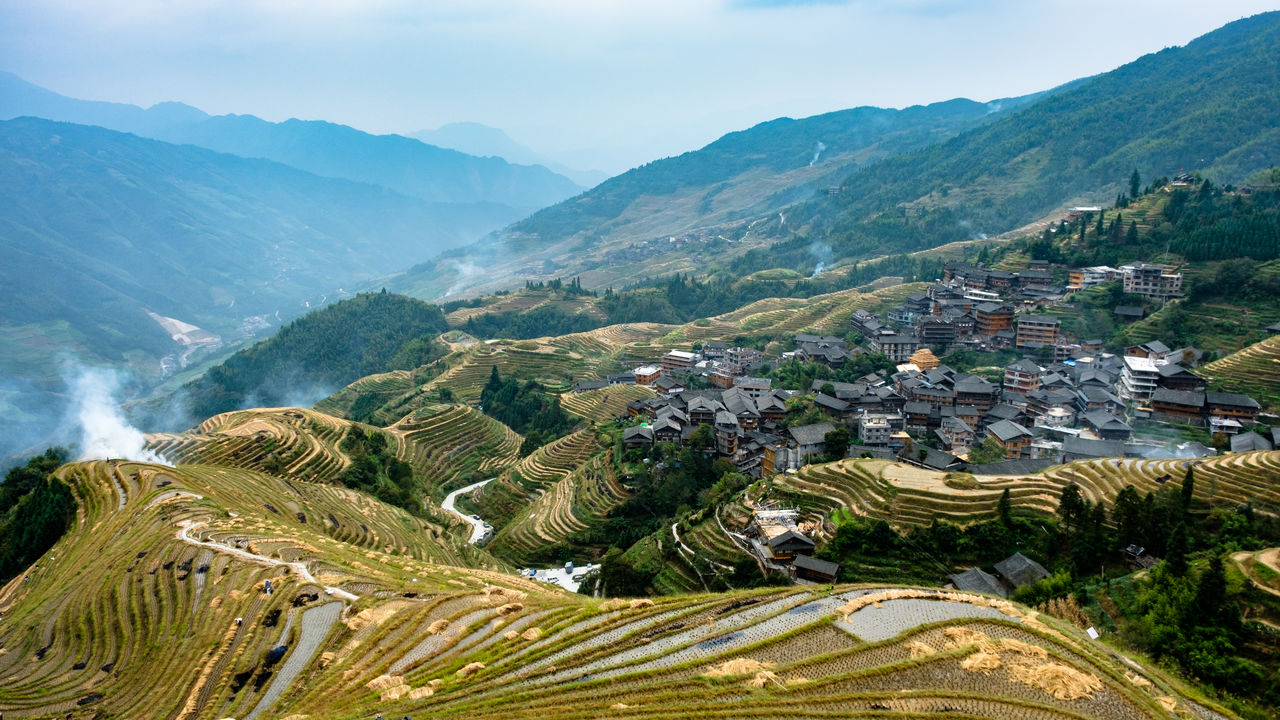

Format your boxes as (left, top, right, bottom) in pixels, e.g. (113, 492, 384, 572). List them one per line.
(594, 251, 1273, 483)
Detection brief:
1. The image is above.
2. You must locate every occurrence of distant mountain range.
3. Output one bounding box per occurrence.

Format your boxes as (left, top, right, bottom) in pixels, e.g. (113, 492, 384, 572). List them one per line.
(787, 10, 1280, 264)
(0, 117, 527, 464)
(0, 75, 594, 465)
(410, 122, 608, 188)
(506, 91, 1051, 248)
(0, 72, 585, 210)
(390, 12, 1280, 299)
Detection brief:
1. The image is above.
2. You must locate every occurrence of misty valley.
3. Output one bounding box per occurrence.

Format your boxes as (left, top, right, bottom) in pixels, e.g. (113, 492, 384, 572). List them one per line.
(2, 7, 1280, 720)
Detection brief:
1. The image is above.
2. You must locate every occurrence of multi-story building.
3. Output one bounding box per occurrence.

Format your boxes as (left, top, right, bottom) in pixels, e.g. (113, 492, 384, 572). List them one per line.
(661, 350, 698, 374)
(858, 414, 892, 446)
(918, 317, 958, 350)
(1015, 315, 1060, 348)
(1067, 266, 1119, 290)
(634, 365, 662, 386)
(1119, 355, 1159, 404)
(714, 411, 740, 456)
(974, 303, 1015, 337)
(870, 334, 920, 363)
(1121, 262, 1183, 299)
(1003, 359, 1041, 395)
(987, 420, 1034, 459)
(1151, 389, 1206, 425)
(725, 346, 763, 375)
(733, 376, 772, 399)
(954, 375, 999, 412)
(1206, 392, 1262, 426)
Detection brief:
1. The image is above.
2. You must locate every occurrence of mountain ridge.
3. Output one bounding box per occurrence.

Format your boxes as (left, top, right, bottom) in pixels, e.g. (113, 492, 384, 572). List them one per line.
(0, 116, 516, 465)
(0, 71, 584, 210)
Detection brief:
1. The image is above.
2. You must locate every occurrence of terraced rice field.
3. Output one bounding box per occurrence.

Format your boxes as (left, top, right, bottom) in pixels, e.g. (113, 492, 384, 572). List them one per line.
(314, 369, 422, 421)
(388, 403, 524, 494)
(1200, 334, 1280, 410)
(777, 451, 1280, 529)
(0, 452, 1237, 720)
(560, 384, 657, 423)
(421, 341, 594, 401)
(147, 407, 358, 483)
(147, 404, 524, 501)
(476, 430, 607, 541)
(492, 453, 628, 563)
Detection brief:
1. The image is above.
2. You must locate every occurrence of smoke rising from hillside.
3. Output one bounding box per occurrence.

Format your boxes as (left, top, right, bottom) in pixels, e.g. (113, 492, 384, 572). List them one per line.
(809, 141, 827, 166)
(70, 367, 171, 466)
(809, 239, 832, 277)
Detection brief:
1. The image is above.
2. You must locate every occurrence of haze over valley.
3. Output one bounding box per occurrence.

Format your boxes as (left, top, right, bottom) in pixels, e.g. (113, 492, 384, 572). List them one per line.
(2, 3, 1280, 719)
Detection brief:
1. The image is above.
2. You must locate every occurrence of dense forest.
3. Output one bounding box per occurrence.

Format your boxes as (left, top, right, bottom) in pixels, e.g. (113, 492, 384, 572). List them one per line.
(180, 291, 449, 423)
(480, 367, 578, 454)
(0, 448, 75, 583)
(336, 426, 423, 515)
(784, 13, 1280, 269)
(1016, 177, 1280, 268)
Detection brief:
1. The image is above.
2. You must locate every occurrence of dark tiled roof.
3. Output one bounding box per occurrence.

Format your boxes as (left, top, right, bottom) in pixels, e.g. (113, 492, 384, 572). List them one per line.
(1206, 392, 1261, 409)
(790, 422, 836, 445)
(1081, 409, 1131, 432)
(1151, 388, 1204, 407)
(814, 394, 850, 412)
(968, 458, 1055, 475)
(1006, 358, 1041, 374)
(1230, 431, 1273, 453)
(950, 567, 1007, 597)
(767, 530, 815, 550)
(994, 552, 1050, 588)
(987, 420, 1031, 442)
(792, 554, 840, 577)
(1063, 436, 1125, 459)
(622, 426, 654, 442)
(985, 404, 1024, 421)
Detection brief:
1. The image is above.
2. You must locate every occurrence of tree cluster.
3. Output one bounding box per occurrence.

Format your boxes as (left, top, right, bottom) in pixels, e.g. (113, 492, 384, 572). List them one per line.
(0, 448, 75, 583)
(337, 426, 422, 515)
(480, 367, 577, 454)
(183, 291, 449, 423)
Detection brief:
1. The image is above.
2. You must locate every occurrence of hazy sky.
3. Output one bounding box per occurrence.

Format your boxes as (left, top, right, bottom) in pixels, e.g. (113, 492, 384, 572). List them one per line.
(2, 0, 1276, 174)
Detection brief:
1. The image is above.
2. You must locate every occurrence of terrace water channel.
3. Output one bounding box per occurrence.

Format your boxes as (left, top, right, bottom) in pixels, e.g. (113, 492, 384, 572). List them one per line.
(441, 478, 595, 592)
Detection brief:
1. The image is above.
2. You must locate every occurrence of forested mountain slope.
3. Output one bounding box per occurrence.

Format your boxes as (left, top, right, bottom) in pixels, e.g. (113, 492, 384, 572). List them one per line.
(509, 93, 1046, 252)
(0, 118, 482, 464)
(786, 11, 1280, 264)
(173, 292, 451, 425)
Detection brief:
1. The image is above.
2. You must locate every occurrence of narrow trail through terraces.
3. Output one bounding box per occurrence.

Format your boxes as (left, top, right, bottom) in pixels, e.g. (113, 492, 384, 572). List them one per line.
(176, 521, 358, 600)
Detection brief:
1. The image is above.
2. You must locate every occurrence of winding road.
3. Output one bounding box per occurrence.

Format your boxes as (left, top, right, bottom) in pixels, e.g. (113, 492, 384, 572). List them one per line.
(441, 478, 494, 544)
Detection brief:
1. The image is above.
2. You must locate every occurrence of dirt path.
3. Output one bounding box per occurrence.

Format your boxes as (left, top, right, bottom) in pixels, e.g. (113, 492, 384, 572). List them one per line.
(1232, 548, 1280, 598)
(176, 521, 358, 600)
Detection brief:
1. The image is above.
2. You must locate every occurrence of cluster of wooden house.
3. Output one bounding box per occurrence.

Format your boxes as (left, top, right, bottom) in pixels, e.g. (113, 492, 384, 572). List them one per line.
(743, 508, 839, 583)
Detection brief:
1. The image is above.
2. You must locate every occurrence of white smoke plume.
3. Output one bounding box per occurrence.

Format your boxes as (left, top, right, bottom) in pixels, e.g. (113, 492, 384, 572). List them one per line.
(70, 367, 171, 466)
(809, 140, 827, 167)
(808, 240, 832, 278)
(444, 259, 484, 296)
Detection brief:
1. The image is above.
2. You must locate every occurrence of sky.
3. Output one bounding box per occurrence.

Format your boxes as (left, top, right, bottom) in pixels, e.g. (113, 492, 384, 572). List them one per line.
(2, 0, 1277, 175)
